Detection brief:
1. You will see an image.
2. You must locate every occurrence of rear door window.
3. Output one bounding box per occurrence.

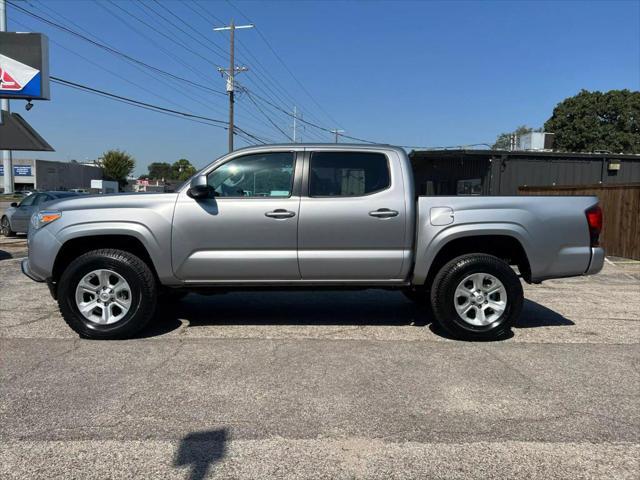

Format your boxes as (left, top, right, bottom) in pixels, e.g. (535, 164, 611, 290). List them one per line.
(309, 152, 390, 197)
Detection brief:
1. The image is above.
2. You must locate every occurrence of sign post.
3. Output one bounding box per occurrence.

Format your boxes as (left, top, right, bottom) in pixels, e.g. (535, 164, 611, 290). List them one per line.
(0, 0, 12, 193)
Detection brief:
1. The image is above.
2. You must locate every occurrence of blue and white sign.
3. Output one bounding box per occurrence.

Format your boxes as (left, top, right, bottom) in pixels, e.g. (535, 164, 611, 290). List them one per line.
(0, 165, 33, 176)
(0, 54, 40, 97)
(0, 33, 50, 101)
(14, 165, 33, 176)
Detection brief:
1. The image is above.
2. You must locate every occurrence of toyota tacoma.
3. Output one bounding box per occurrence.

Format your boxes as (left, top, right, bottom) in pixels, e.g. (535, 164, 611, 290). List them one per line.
(21, 144, 604, 340)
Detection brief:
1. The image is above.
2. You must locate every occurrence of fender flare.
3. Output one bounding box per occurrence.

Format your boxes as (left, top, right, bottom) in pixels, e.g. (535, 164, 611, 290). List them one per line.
(411, 223, 535, 285)
(54, 221, 168, 279)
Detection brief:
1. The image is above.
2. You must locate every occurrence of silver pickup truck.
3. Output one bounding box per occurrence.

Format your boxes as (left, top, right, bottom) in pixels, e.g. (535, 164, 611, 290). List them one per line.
(21, 144, 604, 340)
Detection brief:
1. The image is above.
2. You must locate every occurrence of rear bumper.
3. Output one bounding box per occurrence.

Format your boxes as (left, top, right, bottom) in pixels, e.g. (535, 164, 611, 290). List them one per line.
(585, 247, 605, 275)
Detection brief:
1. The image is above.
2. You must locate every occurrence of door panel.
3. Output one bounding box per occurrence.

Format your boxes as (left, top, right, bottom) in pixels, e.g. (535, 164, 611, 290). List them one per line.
(11, 207, 31, 232)
(11, 193, 40, 232)
(172, 197, 300, 281)
(298, 151, 409, 280)
(172, 151, 301, 282)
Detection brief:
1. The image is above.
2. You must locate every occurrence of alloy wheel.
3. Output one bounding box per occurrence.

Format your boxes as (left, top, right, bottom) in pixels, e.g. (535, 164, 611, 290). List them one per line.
(453, 272, 507, 326)
(1, 217, 10, 236)
(74, 269, 132, 325)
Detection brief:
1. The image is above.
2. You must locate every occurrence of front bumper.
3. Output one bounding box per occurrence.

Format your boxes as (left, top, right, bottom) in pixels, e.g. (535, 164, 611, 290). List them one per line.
(22, 258, 58, 298)
(21, 258, 45, 282)
(585, 247, 605, 275)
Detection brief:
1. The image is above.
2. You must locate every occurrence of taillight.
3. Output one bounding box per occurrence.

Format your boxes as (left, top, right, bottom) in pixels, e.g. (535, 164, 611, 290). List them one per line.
(585, 205, 603, 246)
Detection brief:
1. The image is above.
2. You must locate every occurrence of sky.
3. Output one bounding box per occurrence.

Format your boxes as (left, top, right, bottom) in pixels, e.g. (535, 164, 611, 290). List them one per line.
(7, 0, 640, 176)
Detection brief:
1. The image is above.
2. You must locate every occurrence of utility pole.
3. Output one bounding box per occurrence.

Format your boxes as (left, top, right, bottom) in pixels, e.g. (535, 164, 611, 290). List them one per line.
(291, 107, 305, 143)
(292, 106, 297, 143)
(0, 0, 14, 193)
(330, 129, 345, 143)
(214, 20, 253, 152)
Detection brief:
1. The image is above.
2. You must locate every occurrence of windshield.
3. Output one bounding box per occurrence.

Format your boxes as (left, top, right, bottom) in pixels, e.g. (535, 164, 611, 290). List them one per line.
(18, 193, 37, 207)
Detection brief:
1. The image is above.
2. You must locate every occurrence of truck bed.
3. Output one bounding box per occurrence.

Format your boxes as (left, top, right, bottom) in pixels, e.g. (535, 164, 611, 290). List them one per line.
(412, 195, 602, 284)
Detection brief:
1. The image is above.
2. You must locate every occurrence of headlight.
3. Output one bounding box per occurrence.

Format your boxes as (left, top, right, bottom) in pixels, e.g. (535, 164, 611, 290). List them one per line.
(31, 210, 62, 230)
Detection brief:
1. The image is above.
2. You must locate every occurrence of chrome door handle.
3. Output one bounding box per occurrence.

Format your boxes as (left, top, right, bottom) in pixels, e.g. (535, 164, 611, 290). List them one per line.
(265, 209, 296, 219)
(369, 208, 399, 218)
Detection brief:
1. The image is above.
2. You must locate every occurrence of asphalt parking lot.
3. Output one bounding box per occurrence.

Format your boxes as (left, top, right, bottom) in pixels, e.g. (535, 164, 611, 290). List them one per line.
(1, 236, 639, 479)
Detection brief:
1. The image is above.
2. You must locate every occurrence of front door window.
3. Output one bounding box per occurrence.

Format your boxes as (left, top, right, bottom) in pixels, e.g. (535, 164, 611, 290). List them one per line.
(207, 152, 295, 198)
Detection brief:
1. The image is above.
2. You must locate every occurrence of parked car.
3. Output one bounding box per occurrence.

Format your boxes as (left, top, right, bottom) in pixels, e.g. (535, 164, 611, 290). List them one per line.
(21, 144, 604, 340)
(1, 191, 80, 236)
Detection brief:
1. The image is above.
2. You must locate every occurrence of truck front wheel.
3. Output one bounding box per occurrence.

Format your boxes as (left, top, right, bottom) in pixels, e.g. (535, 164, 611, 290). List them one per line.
(430, 254, 523, 340)
(58, 249, 157, 339)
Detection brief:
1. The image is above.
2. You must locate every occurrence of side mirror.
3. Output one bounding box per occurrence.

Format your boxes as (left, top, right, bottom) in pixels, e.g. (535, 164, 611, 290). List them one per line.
(10, 202, 18, 207)
(187, 176, 215, 200)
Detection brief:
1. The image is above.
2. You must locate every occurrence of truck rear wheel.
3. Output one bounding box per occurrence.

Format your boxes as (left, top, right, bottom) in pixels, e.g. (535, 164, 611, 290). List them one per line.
(58, 248, 157, 339)
(430, 254, 523, 340)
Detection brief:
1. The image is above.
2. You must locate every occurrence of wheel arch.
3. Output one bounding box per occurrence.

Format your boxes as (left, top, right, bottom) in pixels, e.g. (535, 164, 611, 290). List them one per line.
(413, 229, 532, 286)
(52, 234, 160, 285)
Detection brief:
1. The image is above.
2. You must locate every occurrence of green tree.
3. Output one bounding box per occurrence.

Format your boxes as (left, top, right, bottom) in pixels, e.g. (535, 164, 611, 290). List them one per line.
(172, 158, 197, 181)
(147, 162, 173, 180)
(492, 125, 538, 150)
(99, 149, 135, 189)
(544, 89, 640, 153)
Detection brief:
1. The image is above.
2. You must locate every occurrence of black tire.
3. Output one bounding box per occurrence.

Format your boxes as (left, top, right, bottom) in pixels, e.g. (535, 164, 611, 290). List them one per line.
(1, 216, 16, 237)
(430, 254, 523, 340)
(58, 248, 157, 339)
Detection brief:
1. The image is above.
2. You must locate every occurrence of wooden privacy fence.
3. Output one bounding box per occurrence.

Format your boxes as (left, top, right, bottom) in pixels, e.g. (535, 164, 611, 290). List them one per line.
(519, 183, 640, 260)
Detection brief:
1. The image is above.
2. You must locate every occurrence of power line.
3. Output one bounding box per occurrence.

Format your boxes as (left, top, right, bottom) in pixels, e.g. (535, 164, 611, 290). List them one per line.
(50, 76, 227, 126)
(236, 83, 379, 144)
(189, 0, 329, 136)
(119, 1, 281, 149)
(189, 0, 332, 142)
(29, 0, 215, 97)
(19, 1, 487, 150)
(102, 2, 281, 137)
(49, 76, 267, 145)
(32, 0, 284, 133)
(225, 0, 343, 129)
(233, 38, 330, 129)
(243, 89, 292, 141)
(149, 0, 229, 61)
(237, 83, 491, 149)
(16, 21, 205, 115)
(100, 0, 222, 83)
(17, 1, 247, 126)
(135, 0, 226, 66)
(6, 0, 227, 97)
(50, 74, 485, 150)
(84, 1, 268, 137)
(18, 4, 225, 118)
